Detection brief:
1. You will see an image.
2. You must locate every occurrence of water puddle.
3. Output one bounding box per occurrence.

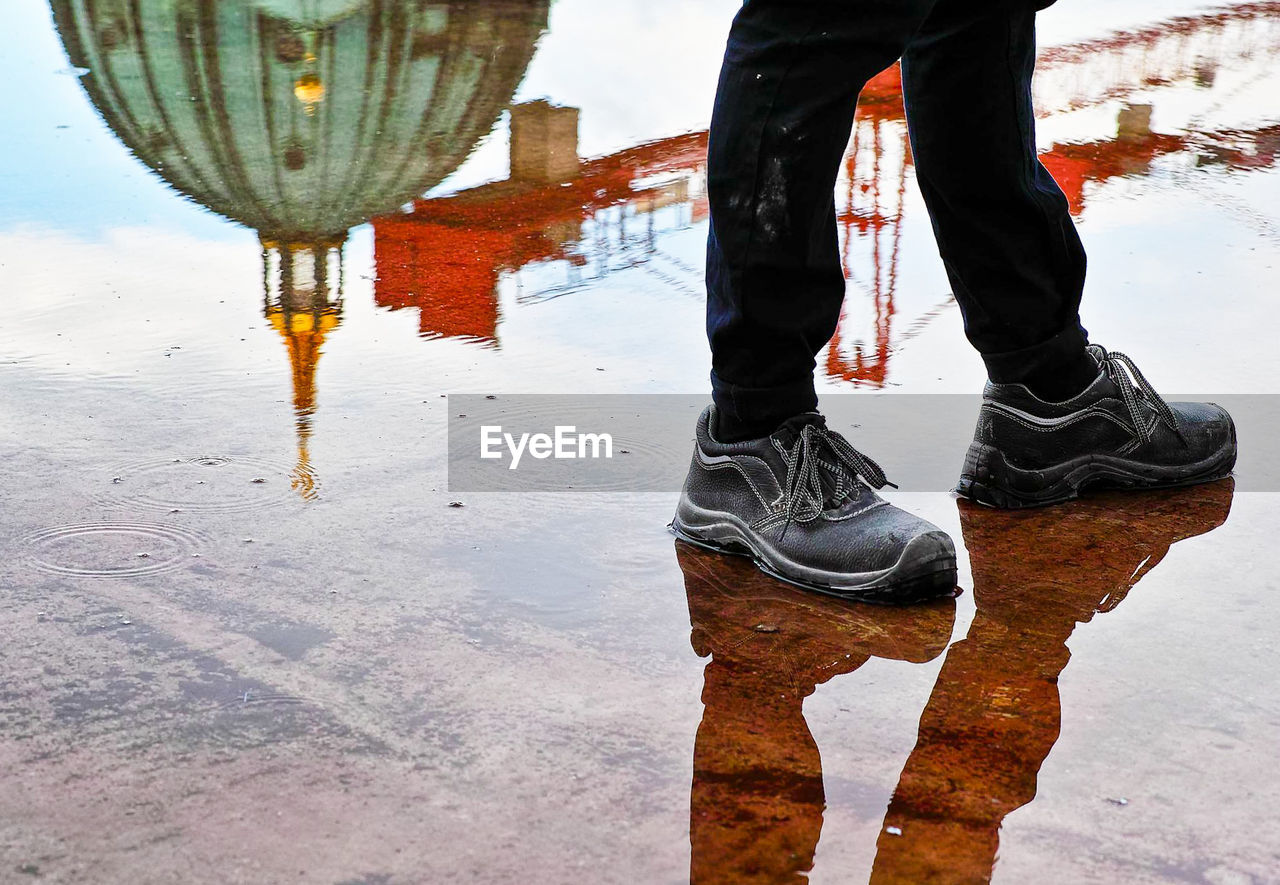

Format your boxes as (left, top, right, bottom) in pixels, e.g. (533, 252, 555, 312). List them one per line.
(0, 0, 1277, 881)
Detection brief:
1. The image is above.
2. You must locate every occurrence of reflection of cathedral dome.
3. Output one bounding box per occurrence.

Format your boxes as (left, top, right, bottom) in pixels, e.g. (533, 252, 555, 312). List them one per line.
(50, 0, 548, 501)
(50, 0, 549, 241)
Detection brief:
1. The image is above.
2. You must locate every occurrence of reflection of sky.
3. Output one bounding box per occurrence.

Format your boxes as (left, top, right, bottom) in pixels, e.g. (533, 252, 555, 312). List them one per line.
(1036, 0, 1245, 42)
(0, 4, 242, 239)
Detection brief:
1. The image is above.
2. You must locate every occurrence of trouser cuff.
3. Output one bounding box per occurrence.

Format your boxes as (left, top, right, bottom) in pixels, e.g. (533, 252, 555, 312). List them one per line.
(710, 370, 819, 432)
(980, 323, 1089, 385)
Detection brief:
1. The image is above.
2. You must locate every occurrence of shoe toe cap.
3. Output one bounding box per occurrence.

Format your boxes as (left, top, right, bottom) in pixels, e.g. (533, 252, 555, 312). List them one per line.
(832, 506, 955, 575)
(1171, 401, 1237, 461)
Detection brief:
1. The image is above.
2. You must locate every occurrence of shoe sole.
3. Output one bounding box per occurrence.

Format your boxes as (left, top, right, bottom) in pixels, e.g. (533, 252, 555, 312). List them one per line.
(955, 429, 1238, 510)
(669, 506, 957, 605)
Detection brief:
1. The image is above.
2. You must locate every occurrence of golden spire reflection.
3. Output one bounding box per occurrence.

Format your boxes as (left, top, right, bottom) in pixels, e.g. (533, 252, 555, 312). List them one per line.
(263, 238, 344, 501)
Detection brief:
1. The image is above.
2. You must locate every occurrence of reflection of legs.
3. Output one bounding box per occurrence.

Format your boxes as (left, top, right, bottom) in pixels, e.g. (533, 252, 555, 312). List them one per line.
(706, 0, 935, 438)
(868, 615, 1072, 885)
(677, 542, 959, 882)
(690, 663, 825, 885)
(901, 1, 1094, 396)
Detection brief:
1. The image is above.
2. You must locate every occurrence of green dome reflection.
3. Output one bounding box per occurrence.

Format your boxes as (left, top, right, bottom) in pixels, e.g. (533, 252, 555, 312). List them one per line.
(50, 0, 550, 241)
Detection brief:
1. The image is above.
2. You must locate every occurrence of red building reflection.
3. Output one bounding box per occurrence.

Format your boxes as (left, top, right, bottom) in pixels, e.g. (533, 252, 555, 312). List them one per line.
(374, 105, 706, 345)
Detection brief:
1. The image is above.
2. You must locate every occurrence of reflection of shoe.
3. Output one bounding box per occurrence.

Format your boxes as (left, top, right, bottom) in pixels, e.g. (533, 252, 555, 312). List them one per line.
(959, 476, 1235, 621)
(672, 406, 957, 604)
(869, 480, 1234, 885)
(677, 540, 956, 677)
(957, 344, 1236, 508)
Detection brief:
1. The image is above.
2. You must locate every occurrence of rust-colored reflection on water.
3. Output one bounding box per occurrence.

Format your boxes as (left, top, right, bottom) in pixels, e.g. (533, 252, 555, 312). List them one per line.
(871, 480, 1235, 883)
(372, 117, 708, 343)
(678, 479, 1234, 884)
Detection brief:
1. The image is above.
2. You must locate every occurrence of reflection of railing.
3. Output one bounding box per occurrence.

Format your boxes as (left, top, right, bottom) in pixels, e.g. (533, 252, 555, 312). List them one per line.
(830, 3, 1280, 387)
(372, 3, 1280, 384)
(831, 67, 910, 389)
(1033, 2, 1280, 116)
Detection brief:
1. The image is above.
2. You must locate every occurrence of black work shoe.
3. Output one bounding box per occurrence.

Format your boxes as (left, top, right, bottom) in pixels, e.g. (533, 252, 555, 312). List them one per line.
(671, 406, 957, 604)
(957, 344, 1237, 509)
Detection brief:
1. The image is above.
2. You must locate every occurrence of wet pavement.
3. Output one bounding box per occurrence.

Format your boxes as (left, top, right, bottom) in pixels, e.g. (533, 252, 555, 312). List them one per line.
(2, 1, 1280, 882)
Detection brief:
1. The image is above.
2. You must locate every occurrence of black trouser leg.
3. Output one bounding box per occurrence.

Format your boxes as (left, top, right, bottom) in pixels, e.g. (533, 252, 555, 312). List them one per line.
(706, 1, 1095, 438)
(705, 0, 936, 436)
(902, 0, 1092, 389)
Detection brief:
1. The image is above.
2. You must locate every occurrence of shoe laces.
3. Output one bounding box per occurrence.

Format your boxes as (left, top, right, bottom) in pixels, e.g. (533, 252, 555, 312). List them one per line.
(778, 421, 895, 532)
(1088, 344, 1182, 444)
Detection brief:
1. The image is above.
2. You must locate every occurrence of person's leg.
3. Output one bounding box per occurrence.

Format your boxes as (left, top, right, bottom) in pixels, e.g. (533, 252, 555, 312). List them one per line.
(678, 0, 959, 604)
(706, 0, 936, 441)
(901, 0, 1097, 399)
(897, 2, 1235, 508)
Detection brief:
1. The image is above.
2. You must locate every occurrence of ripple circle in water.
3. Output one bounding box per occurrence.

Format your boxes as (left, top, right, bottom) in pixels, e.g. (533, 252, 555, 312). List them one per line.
(91, 455, 319, 512)
(24, 522, 207, 578)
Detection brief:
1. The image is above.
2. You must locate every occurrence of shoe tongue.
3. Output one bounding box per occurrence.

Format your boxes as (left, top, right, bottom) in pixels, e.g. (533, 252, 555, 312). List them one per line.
(770, 412, 826, 447)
